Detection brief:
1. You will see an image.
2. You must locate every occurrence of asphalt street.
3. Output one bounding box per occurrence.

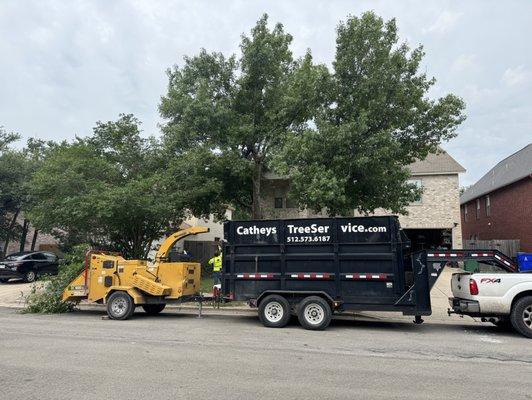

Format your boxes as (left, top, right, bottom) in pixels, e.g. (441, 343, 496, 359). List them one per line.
(0, 307, 531, 400)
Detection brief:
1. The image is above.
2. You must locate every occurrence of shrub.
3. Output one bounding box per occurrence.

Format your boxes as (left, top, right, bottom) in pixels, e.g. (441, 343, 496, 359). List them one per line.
(23, 245, 88, 313)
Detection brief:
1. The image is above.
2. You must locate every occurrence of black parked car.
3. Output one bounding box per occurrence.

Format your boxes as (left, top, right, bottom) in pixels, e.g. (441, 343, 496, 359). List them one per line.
(0, 251, 59, 283)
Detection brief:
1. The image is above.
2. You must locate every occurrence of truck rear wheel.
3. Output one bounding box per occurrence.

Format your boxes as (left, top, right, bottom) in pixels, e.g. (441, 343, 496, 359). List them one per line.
(107, 291, 134, 320)
(142, 304, 166, 315)
(297, 296, 332, 331)
(510, 296, 532, 338)
(258, 295, 290, 328)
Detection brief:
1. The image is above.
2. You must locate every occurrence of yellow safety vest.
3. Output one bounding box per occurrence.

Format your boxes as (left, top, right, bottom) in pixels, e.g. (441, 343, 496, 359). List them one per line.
(209, 254, 222, 272)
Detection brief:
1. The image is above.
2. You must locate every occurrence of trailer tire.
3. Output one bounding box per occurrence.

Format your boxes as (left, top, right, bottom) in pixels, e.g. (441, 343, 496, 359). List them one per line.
(107, 291, 134, 320)
(510, 296, 532, 338)
(142, 304, 166, 315)
(258, 295, 290, 328)
(297, 296, 332, 331)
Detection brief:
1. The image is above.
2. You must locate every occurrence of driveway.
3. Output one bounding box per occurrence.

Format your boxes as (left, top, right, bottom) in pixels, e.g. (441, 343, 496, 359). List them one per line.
(0, 279, 32, 307)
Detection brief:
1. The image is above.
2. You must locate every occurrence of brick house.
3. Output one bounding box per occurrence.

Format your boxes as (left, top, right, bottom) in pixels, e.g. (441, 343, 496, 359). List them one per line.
(261, 149, 466, 251)
(460, 143, 532, 252)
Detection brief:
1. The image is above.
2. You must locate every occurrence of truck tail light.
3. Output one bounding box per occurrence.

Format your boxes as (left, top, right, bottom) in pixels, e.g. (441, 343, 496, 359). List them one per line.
(469, 279, 479, 295)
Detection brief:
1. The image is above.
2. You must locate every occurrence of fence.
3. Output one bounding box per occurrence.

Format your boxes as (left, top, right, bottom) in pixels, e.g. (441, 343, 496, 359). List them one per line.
(463, 239, 521, 259)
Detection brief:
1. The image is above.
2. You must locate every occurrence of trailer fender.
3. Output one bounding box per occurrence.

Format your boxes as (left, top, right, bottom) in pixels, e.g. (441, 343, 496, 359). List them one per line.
(256, 290, 338, 310)
(105, 286, 146, 306)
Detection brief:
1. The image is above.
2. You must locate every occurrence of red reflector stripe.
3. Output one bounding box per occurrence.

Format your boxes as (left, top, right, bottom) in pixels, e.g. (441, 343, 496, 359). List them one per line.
(344, 273, 388, 281)
(427, 252, 464, 257)
(235, 273, 274, 279)
(288, 273, 332, 279)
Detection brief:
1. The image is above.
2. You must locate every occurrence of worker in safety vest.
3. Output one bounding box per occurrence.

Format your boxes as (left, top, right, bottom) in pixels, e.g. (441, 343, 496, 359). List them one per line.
(208, 251, 222, 285)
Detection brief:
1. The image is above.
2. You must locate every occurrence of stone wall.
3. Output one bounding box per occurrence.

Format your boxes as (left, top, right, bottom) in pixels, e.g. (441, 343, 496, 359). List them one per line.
(261, 173, 463, 248)
(371, 174, 463, 248)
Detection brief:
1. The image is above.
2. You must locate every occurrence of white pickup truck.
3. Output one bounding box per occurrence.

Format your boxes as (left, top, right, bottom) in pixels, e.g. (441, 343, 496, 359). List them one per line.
(449, 265, 532, 338)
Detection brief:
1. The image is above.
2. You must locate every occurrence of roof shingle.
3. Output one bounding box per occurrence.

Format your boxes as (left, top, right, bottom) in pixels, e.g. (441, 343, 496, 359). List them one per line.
(408, 150, 466, 175)
(460, 143, 532, 204)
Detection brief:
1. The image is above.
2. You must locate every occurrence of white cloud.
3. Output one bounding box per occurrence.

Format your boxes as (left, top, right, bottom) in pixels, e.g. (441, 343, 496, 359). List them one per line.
(451, 54, 477, 73)
(0, 0, 532, 187)
(424, 10, 463, 34)
(501, 65, 530, 87)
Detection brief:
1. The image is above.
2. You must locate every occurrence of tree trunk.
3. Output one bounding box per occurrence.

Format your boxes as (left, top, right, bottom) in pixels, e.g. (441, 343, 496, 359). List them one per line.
(251, 161, 263, 219)
(19, 219, 29, 252)
(30, 229, 39, 251)
(3, 209, 20, 256)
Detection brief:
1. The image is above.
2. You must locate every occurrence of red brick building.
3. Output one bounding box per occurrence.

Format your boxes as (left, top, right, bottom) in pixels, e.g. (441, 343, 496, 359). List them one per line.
(460, 144, 532, 252)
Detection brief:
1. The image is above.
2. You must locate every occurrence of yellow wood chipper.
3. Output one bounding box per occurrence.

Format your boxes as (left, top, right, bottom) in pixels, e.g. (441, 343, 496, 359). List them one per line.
(62, 226, 209, 320)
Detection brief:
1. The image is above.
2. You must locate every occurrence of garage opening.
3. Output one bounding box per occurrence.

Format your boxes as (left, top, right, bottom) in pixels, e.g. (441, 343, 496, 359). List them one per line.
(403, 228, 453, 253)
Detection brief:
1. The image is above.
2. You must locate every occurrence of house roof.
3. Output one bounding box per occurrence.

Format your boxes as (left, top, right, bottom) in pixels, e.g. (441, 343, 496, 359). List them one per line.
(460, 143, 532, 204)
(408, 150, 466, 175)
(263, 149, 465, 180)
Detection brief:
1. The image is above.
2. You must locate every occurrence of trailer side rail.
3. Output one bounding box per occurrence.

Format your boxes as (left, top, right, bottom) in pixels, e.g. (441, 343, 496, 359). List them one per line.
(426, 249, 517, 272)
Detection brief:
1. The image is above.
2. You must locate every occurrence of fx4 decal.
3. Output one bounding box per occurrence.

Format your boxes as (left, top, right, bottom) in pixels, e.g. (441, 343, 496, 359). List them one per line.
(480, 278, 501, 284)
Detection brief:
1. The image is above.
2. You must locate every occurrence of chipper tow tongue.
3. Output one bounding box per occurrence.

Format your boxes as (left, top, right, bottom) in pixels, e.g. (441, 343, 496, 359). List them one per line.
(62, 226, 209, 319)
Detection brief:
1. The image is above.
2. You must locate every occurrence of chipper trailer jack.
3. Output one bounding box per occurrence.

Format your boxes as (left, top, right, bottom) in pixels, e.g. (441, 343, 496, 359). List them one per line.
(62, 226, 210, 320)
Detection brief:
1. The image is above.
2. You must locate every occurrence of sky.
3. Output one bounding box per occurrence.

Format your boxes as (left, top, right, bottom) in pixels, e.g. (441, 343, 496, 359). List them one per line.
(0, 0, 531, 186)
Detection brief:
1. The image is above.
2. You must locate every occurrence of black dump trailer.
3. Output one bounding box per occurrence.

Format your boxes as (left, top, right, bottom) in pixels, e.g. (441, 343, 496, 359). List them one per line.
(222, 216, 447, 330)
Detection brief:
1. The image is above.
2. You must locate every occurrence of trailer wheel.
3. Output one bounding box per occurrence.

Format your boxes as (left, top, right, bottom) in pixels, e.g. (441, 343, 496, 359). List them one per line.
(142, 304, 166, 315)
(107, 291, 134, 320)
(510, 296, 532, 338)
(297, 296, 332, 331)
(258, 295, 290, 328)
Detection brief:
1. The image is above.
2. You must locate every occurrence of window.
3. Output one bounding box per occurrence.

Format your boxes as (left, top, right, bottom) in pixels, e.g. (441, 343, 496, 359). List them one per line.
(485, 195, 491, 217)
(408, 179, 423, 204)
(274, 197, 284, 209)
(476, 199, 480, 220)
(464, 204, 468, 222)
(31, 253, 47, 260)
(43, 252, 57, 261)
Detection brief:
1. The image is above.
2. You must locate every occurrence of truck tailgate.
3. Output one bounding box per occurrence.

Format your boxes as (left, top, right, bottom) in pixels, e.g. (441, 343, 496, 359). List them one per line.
(451, 272, 474, 299)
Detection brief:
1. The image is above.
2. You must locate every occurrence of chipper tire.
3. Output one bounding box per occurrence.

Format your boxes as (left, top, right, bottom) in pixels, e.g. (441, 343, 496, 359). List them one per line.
(510, 296, 532, 339)
(142, 303, 166, 315)
(107, 291, 135, 320)
(258, 295, 291, 328)
(297, 296, 332, 331)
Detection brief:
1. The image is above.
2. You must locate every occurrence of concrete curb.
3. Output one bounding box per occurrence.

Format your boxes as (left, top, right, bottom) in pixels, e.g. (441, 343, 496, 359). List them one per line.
(0, 303, 481, 325)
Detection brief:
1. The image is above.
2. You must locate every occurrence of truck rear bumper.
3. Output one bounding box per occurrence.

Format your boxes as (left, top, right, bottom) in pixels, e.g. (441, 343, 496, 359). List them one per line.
(449, 297, 480, 314)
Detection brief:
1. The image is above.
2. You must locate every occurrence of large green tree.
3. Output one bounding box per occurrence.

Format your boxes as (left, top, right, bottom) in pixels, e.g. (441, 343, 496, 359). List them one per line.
(0, 129, 48, 255)
(159, 14, 326, 219)
(276, 12, 466, 215)
(0, 127, 24, 254)
(28, 114, 184, 259)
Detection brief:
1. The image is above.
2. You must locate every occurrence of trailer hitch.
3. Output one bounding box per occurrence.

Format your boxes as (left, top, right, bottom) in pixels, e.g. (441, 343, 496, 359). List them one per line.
(413, 315, 424, 324)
